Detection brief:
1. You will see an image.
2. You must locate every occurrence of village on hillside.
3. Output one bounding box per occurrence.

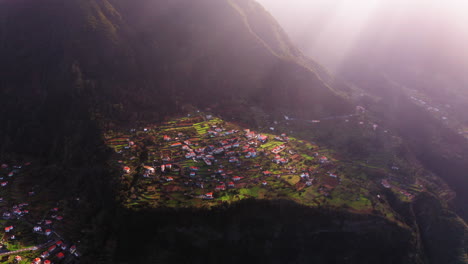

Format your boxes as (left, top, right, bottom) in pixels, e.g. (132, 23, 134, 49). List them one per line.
(0, 162, 80, 264)
(105, 112, 424, 221)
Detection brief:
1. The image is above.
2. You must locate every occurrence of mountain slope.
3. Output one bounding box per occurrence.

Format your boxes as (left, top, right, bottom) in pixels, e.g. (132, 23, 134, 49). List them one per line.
(0, 1, 465, 263)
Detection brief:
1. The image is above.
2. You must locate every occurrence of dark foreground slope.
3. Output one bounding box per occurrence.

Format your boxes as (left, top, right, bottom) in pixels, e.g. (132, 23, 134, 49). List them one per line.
(115, 200, 420, 264)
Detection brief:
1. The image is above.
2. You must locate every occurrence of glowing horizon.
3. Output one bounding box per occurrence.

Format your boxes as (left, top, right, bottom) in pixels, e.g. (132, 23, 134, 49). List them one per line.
(256, 0, 468, 73)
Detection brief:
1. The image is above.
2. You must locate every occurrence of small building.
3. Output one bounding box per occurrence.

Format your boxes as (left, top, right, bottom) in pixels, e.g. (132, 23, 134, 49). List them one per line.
(14, 256, 22, 262)
(228, 182, 235, 188)
(5, 226, 13, 232)
(69, 245, 77, 254)
(1, 181, 8, 187)
(143, 166, 155, 175)
(45, 229, 52, 236)
(123, 166, 131, 174)
(33, 226, 42, 232)
(215, 185, 226, 191)
(232, 176, 242, 181)
(263, 171, 271, 176)
(319, 156, 328, 163)
(48, 245, 57, 252)
(41, 251, 50, 258)
(204, 192, 213, 199)
(171, 142, 182, 147)
(56, 252, 65, 259)
(262, 181, 268, 186)
(257, 134, 268, 143)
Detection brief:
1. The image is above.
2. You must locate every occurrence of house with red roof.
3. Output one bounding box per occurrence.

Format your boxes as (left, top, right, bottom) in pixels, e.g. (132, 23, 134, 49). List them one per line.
(48, 245, 57, 252)
(262, 181, 268, 186)
(1, 182, 8, 187)
(44, 260, 52, 264)
(228, 182, 235, 188)
(14, 256, 21, 262)
(171, 142, 182, 147)
(56, 252, 65, 259)
(166, 176, 174, 182)
(319, 156, 328, 163)
(41, 251, 50, 258)
(232, 176, 242, 181)
(204, 192, 213, 199)
(5, 226, 13, 232)
(123, 166, 130, 173)
(257, 134, 268, 143)
(45, 229, 52, 236)
(33, 257, 41, 264)
(163, 135, 171, 141)
(143, 166, 155, 175)
(263, 171, 271, 176)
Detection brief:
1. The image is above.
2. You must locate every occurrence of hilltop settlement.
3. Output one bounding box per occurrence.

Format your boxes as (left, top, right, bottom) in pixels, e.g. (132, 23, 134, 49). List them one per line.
(105, 113, 425, 222)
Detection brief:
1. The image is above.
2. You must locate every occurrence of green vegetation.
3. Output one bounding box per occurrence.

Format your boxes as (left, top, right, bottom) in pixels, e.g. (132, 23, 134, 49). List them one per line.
(104, 113, 427, 225)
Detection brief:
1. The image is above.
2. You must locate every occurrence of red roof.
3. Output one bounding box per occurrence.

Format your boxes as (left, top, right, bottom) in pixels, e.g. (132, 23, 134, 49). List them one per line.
(44, 260, 51, 264)
(205, 192, 213, 197)
(56, 252, 65, 258)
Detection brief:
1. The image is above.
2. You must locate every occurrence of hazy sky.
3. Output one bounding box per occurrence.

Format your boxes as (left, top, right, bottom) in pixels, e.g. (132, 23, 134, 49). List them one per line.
(256, 0, 468, 73)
